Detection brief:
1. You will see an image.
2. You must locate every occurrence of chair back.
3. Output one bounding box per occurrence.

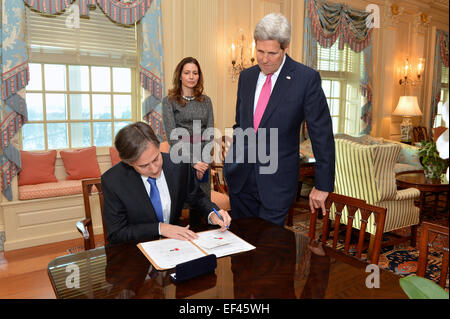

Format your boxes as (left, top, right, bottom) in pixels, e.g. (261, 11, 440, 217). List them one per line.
(211, 135, 232, 194)
(417, 222, 449, 288)
(413, 126, 429, 143)
(79, 178, 106, 250)
(303, 192, 386, 264)
(432, 126, 447, 142)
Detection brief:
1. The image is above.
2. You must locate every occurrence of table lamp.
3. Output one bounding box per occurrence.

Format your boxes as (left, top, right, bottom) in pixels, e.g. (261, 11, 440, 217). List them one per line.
(393, 96, 423, 143)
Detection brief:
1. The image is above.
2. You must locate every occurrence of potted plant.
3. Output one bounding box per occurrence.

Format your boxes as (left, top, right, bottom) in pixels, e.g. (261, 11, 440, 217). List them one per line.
(418, 140, 447, 180)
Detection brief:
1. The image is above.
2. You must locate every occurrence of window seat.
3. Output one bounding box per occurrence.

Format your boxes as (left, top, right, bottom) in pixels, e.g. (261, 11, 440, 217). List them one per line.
(18, 180, 84, 200)
(0, 153, 111, 252)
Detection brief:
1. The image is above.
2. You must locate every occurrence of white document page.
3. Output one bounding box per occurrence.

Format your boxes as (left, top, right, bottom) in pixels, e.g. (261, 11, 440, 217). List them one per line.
(139, 238, 206, 270)
(192, 230, 256, 258)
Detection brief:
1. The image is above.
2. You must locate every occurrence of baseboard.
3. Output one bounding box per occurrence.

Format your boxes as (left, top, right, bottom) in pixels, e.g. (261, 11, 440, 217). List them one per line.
(3, 225, 103, 252)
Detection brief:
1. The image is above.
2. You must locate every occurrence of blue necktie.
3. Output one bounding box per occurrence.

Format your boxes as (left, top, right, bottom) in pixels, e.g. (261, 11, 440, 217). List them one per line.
(147, 177, 164, 223)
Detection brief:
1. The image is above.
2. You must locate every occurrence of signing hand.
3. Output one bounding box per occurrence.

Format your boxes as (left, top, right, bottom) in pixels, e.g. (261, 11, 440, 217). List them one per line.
(159, 223, 199, 241)
(309, 187, 329, 216)
(210, 209, 232, 232)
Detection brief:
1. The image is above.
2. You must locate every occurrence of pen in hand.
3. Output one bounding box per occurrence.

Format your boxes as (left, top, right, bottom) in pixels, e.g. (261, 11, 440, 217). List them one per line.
(213, 208, 229, 229)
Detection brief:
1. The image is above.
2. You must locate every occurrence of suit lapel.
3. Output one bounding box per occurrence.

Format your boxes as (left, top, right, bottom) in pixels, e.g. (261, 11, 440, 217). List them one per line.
(126, 163, 155, 217)
(259, 55, 296, 129)
(245, 67, 261, 128)
(161, 153, 177, 224)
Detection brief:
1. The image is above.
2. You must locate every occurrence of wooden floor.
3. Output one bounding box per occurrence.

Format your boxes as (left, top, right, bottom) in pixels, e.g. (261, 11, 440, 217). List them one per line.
(0, 235, 103, 299)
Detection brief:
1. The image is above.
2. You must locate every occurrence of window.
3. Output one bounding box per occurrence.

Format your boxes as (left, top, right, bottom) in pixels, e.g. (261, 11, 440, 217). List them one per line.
(23, 4, 138, 151)
(22, 63, 134, 151)
(317, 42, 365, 135)
(433, 65, 449, 128)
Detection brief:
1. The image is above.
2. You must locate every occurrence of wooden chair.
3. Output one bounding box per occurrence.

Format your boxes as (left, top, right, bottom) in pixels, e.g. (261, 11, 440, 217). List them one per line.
(76, 178, 107, 250)
(211, 135, 232, 194)
(432, 126, 447, 142)
(417, 222, 449, 288)
(413, 126, 429, 143)
(301, 192, 387, 264)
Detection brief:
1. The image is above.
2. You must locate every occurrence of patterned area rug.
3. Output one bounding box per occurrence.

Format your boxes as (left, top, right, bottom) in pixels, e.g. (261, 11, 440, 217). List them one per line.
(287, 201, 449, 291)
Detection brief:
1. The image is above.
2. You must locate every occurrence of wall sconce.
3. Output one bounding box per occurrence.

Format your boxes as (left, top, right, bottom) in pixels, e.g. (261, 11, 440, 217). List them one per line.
(399, 57, 425, 86)
(231, 32, 255, 82)
(392, 96, 423, 143)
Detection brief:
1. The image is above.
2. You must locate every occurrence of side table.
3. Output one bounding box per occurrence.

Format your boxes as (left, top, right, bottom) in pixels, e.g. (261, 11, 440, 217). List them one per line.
(396, 170, 449, 216)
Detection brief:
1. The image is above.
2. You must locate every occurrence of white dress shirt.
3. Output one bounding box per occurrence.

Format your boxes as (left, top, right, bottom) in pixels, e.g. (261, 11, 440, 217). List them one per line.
(253, 54, 287, 114)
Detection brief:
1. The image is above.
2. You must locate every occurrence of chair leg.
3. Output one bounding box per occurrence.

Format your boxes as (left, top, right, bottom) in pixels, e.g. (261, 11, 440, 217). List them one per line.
(410, 225, 418, 248)
(368, 234, 375, 259)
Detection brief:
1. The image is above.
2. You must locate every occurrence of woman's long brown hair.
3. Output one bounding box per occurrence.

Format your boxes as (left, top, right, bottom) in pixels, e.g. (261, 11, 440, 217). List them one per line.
(168, 57, 205, 106)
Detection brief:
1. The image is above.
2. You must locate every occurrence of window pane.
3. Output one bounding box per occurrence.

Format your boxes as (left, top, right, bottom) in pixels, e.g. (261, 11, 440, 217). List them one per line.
(331, 99, 340, 116)
(46, 94, 67, 120)
(322, 80, 331, 96)
(332, 81, 340, 98)
(113, 68, 131, 92)
(47, 123, 68, 149)
(93, 122, 112, 146)
(44, 64, 66, 91)
(92, 94, 111, 119)
(26, 93, 44, 121)
(114, 95, 132, 119)
(27, 63, 42, 90)
(114, 121, 131, 137)
(71, 122, 91, 148)
(69, 66, 90, 91)
(70, 94, 90, 120)
(91, 67, 111, 92)
(332, 117, 339, 133)
(22, 123, 45, 150)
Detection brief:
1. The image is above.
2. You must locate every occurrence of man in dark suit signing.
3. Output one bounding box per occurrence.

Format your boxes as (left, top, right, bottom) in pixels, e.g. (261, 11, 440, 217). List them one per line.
(102, 122, 231, 244)
(224, 13, 335, 226)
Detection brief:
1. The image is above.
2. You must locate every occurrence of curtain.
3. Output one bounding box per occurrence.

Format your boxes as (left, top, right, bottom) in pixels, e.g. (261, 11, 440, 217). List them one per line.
(1, 0, 29, 200)
(430, 30, 449, 128)
(140, 0, 165, 142)
(303, 0, 373, 135)
(0, 0, 164, 200)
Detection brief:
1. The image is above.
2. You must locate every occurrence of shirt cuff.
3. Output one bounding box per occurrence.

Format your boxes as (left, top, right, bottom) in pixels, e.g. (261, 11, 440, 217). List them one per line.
(207, 212, 214, 224)
(158, 222, 161, 235)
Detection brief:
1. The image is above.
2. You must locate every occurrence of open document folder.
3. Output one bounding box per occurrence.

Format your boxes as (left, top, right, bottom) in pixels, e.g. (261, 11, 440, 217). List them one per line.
(137, 229, 255, 270)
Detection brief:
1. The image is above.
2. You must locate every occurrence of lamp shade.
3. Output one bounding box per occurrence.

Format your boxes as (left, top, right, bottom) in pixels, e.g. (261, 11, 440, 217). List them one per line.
(393, 96, 423, 116)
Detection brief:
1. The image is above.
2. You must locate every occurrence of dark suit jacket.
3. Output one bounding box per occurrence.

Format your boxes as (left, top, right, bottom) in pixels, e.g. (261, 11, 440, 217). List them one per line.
(224, 55, 335, 210)
(101, 153, 219, 244)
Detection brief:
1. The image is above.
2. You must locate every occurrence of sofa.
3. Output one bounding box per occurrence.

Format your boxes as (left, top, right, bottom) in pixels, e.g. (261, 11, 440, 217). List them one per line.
(300, 134, 422, 174)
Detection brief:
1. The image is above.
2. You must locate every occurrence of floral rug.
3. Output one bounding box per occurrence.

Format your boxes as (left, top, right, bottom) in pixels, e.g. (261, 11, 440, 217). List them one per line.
(287, 204, 449, 291)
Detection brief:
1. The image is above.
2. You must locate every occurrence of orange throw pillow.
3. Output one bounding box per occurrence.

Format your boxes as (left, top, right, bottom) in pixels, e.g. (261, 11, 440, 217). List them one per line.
(109, 147, 121, 166)
(18, 150, 58, 186)
(60, 146, 101, 180)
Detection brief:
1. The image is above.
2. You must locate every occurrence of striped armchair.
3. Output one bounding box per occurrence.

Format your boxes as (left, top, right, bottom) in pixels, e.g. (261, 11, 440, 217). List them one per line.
(331, 139, 420, 243)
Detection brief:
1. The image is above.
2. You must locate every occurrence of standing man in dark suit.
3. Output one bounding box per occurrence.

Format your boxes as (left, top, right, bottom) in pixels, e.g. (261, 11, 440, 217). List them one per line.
(224, 13, 335, 226)
(102, 122, 231, 244)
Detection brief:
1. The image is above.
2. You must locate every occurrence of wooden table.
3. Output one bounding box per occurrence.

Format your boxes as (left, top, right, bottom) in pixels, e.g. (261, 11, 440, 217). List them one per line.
(47, 218, 406, 299)
(396, 170, 449, 215)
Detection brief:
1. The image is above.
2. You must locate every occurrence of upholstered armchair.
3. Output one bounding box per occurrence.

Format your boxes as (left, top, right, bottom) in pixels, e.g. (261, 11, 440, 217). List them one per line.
(330, 139, 420, 246)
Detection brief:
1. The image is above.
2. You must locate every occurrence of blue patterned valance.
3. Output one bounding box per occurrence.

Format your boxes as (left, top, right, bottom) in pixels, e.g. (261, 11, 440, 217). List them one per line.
(307, 0, 373, 53)
(80, 0, 153, 25)
(1, 0, 29, 200)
